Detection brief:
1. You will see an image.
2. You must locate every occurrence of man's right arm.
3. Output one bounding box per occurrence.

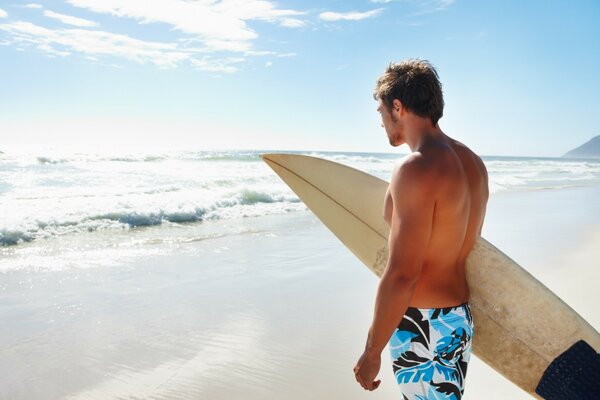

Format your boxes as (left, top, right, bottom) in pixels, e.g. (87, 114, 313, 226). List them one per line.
(383, 163, 402, 227)
(383, 185, 393, 227)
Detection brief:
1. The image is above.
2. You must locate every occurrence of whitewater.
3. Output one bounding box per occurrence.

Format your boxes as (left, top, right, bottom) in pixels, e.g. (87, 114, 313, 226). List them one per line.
(1, 149, 599, 248)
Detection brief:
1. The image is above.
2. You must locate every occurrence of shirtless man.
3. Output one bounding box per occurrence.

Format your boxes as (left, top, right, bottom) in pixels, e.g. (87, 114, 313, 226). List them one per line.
(353, 60, 489, 399)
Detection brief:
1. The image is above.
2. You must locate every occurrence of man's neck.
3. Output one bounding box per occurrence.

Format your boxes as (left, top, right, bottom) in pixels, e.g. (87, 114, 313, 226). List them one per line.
(403, 117, 445, 152)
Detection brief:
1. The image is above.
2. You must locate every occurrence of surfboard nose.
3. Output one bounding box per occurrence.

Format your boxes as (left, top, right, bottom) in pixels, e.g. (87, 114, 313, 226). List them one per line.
(260, 153, 285, 163)
(260, 153, 292, 169)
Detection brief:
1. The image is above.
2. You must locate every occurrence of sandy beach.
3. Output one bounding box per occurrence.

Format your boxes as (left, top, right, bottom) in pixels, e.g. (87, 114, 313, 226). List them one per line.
(1, 182, 599, 399)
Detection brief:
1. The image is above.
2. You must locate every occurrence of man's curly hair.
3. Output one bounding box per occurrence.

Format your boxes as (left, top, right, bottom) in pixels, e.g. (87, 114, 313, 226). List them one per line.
(374, 59, 444, 125)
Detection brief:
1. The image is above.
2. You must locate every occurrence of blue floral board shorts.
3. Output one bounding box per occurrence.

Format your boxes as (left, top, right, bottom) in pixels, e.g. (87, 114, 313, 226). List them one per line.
(389, 303, 474, 400)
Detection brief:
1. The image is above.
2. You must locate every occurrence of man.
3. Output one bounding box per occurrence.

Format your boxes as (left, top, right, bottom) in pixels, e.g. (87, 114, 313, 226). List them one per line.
(353, 59, 489, 399)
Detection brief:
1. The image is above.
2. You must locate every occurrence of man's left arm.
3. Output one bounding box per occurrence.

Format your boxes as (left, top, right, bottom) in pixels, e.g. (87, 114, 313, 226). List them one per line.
(354, 157, 436, 390)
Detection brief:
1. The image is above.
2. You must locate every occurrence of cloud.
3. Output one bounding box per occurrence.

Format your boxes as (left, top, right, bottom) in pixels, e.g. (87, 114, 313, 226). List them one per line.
(0, 1, 306, 73)
(280, 18, 305, 28)
(437, 0, 455, 9)
(0, 9, 7, 18)
(66, 0, 306, 52)
(190, 56, 244, 74)
(243, 50, 296, 58)
(44, 10, 98, 27)
(417, 0, 455, 14)
(265, 61, 272, 67)
(369, 0, 455, 13)
(37, 43, 71, 57)
(0, 0, 306, 73)
(0, 21, 189, 68)
(0, 21, 278, 73)
(319, 8, 383, 22)
(407, 0, 455, 14)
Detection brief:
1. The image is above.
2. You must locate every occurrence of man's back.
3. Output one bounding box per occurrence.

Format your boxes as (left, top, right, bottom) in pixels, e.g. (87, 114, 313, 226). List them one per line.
(384, 136, 488, 307)
(405, 138, 488, 308)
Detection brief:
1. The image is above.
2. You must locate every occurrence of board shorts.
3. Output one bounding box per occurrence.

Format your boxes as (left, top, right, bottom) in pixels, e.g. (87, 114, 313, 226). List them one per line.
(389, 303, 474, 400)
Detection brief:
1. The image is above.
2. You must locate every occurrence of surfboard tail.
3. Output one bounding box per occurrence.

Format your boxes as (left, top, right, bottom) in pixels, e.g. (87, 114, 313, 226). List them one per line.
(535, 340, 600, 400)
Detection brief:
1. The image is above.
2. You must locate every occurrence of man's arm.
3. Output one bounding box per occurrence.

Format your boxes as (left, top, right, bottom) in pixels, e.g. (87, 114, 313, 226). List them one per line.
(367, 154, 436, 353)
(383, 184, 393, 226)
(354, 154, 436, 390)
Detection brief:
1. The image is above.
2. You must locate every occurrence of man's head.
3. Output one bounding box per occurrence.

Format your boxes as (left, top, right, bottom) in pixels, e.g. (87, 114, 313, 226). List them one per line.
(373, 59, 444, 126)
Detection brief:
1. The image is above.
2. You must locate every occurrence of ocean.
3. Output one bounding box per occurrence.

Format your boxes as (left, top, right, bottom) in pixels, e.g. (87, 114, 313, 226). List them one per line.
(1, 149, 600, 272)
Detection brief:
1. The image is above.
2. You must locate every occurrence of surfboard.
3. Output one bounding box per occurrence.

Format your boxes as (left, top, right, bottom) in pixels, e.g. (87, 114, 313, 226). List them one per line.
(261, 153, 600, 399)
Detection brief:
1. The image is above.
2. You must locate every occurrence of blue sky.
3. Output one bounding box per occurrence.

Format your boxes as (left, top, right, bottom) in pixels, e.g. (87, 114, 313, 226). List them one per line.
(1, 0, 599, 156)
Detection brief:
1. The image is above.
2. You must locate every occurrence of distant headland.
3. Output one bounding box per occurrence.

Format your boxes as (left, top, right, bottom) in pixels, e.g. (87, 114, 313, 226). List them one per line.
(563, 135, 600, 159)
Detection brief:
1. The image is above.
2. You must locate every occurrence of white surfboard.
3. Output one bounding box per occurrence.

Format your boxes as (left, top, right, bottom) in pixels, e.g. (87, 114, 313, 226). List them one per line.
(261, 153, 600, 399)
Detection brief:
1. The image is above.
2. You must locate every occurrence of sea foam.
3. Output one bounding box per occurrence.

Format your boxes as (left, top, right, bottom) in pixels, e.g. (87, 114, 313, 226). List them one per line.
(1, 149, 599, 247)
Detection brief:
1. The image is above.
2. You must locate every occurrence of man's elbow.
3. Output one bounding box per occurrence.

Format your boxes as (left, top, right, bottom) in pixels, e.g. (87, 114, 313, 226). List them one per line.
(383, 265, 421, 289)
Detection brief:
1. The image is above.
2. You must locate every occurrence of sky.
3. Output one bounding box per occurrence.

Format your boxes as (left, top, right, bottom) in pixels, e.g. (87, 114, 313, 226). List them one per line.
(0, 0, 599, 157)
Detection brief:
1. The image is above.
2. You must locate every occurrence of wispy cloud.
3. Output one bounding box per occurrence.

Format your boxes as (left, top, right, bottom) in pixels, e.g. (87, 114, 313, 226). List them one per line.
(0, 0, 308, 73)
(437, 0, 455, 9)
(37, 43, 71, 57)
(280, 18, 305, 28)
(418, 0, 455, 14)
(66, 0, 306, 52)
(0, 20, 290, 73)
(369, 0, 454, 14)
(319, 8, 383, 22)
(415, 0, 455, 15)
(0, 21, 190, 69)
(0, 8, 7, 19)
(22, 4, 43, 9)
(189, 56, 244, 74)
(242, 50, 296, 57)
(44, 10, 98, 27)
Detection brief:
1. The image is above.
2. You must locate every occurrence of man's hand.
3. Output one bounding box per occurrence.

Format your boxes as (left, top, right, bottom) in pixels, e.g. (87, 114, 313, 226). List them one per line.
(353, 350, 381, 391)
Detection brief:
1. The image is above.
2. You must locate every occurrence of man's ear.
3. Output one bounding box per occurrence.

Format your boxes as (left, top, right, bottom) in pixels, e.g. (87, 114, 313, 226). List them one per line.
(392, 99, 403, 113)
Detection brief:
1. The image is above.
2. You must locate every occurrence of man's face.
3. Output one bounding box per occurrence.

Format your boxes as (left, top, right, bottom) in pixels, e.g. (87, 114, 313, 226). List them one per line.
(377, 99, 404, 147)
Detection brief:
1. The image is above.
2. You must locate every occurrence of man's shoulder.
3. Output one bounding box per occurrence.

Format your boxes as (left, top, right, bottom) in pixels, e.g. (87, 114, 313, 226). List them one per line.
(394, 148, 453, 177)
(391, 152, 438, 192)
(393, 151, 430, 174)
(449, 138, 487, 171)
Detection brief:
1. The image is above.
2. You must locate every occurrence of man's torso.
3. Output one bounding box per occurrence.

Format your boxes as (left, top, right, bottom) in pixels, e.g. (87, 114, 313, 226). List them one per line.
(384, 137, 489, 307)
